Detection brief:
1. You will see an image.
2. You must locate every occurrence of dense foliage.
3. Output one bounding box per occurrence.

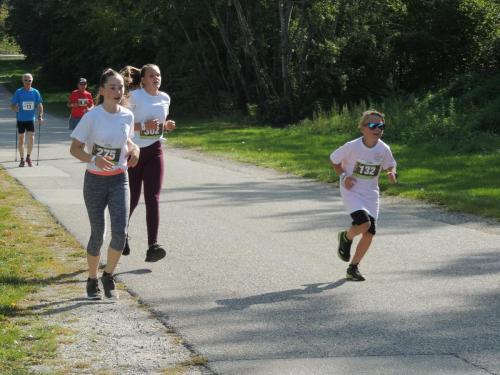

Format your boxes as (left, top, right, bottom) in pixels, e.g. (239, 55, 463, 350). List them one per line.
(4, 0, 500, 123)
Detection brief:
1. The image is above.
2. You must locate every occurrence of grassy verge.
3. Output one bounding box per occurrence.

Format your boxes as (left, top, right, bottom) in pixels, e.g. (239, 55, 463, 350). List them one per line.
(168, 118, 500, 220)
(0, 168, 84, 374)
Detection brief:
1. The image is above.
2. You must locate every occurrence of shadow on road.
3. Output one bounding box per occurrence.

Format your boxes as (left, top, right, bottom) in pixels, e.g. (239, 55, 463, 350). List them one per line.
(213, 279, 347, 311)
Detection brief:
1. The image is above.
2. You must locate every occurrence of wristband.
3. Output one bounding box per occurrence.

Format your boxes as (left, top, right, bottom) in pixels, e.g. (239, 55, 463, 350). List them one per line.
(340, 172, 347, 181)
(91, 155, 96, 164)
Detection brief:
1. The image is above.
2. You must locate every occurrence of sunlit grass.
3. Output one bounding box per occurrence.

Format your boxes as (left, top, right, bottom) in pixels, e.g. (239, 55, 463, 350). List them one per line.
(170, 118, 500, 220)
(0, 170, 62, 373)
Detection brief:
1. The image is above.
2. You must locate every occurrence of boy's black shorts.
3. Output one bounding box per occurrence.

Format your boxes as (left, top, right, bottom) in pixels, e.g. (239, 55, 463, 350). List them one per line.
(17, 121, 35, 134)
(350, 210, 376, 235)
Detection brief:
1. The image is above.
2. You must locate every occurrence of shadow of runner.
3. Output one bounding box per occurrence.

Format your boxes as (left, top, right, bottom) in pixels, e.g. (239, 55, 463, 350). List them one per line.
(114, 268, 152, 277)
(0, 268, 87, 287)
(27, 297, 115, 315)
(213, 279, 346, 311)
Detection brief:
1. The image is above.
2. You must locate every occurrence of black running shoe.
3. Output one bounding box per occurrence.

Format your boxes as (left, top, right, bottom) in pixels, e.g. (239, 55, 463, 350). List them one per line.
(337, 231, 352, 262)
(346, 264, 366, 281)
(19, 158, 25, 167)
(122, 236, 130, 256)
(86, 278, 102, 300)
(101, 272, 119, 299)
(145, 244, 166, 262)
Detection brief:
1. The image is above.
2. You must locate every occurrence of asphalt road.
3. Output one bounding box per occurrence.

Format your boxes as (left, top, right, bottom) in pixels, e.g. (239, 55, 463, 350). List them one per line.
(1, 85, 499, 374)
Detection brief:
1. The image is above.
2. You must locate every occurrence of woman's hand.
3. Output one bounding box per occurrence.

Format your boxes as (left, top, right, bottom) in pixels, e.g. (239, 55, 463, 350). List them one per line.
(144, 119, 160, 131)
(165, 120, 176, 132)
(126, 141, 140, 167)
(95, 155, 116, 171)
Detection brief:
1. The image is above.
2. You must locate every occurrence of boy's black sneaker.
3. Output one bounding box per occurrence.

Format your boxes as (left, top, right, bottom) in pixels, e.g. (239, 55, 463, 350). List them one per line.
(346, 264, 366, 281)
(122, 236, 130, 256)
(145, 244, 166, 262)
(86, 278, 102, 300)
(101, 272, 119, 299)
(19, 158, 25, 167)
(337, 231, 352, 262)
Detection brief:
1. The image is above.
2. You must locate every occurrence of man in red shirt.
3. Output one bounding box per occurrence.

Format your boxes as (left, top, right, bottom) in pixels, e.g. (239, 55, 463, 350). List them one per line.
(67, 78, 94, 130)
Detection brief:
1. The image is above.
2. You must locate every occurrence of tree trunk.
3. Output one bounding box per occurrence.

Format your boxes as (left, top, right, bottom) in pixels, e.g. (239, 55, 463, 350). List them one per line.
(171, 4, 219, 109)
(232, 0, 277, 100)
(279, 0, 294, 119)
(206, 1, 251, 105)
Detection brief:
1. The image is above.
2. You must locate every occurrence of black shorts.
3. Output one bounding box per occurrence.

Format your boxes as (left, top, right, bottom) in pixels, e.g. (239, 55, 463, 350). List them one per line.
(350, 210, 376, 235)
(17, 121, 35, 134)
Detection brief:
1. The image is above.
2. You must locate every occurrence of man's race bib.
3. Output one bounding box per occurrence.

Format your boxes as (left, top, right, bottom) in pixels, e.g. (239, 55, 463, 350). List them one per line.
(78, 98, 88, 106)
(22, 101, 35, 111)
(140, 122, 164, 139)
(91, 144, 121, 165)
(352, 160, 381, 179)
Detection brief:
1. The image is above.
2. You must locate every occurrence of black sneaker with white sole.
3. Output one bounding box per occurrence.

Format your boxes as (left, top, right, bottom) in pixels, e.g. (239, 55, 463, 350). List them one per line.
(346, 264, 366, 281)
(337, 230, 352, 262)
(86, 278, 102, 300)
(101, 272, 119, 299)
(145, 244, 166, 262)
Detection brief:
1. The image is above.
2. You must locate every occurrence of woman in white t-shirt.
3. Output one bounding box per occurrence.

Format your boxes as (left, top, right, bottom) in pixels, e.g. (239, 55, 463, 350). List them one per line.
(121, 64, 176, 262)
(70, 68, 140, 300)
(330, 110, 397, 281)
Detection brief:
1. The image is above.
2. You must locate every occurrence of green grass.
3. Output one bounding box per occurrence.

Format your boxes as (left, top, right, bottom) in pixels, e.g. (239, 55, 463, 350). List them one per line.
(0, 171, 60, 373)
(169, 118, 500, 220)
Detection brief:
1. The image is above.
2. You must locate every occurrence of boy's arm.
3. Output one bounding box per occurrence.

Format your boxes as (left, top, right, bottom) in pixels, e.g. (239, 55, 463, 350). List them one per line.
(330, 160, 345, 176)
(331, 160, 355, 189)
(386, 166, 397, 184)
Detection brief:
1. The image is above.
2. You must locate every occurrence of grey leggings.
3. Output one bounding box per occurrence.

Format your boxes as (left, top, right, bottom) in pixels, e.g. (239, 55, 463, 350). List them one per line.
(83, 171, 130, 256)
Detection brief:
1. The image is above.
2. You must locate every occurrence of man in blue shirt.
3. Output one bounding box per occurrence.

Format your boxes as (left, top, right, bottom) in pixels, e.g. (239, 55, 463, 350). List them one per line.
(11, 73, 44, 167)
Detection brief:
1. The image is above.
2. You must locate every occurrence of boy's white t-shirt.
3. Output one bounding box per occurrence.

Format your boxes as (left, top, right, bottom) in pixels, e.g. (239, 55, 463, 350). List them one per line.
(128, 88, 170, 148)
(330, 137, 396, 219)
(70, 105, 135, 173)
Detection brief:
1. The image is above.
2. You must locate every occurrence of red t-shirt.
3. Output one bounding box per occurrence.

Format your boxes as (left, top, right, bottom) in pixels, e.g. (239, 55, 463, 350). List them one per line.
(68, 90, 94, 118)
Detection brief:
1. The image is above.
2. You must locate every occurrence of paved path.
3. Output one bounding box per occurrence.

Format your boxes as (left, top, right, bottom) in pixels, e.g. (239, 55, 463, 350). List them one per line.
(1, 85, 499, 374)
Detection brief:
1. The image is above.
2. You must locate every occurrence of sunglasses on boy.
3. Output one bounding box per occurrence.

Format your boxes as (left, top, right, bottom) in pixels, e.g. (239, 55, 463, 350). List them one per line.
(366, 122, 385, 130)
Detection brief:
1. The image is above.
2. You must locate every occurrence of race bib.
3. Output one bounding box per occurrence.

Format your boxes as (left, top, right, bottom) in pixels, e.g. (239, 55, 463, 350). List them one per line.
(22, 101, 35, 110)
(91, 144, 121, 165)
(352, 161, 381, 179)
(140, 122, 164, 139)
(78, 98, 88, 106)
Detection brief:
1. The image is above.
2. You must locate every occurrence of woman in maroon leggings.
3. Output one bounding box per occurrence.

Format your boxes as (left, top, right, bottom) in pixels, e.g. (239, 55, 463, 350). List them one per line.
(122, 64, 176, 262)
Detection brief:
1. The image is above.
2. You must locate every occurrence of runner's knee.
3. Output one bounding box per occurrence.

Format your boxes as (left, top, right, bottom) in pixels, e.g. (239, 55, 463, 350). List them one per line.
(350, 210, 377, 235)
(87, 234, 104, 256)
(110, 231, 127, 252)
